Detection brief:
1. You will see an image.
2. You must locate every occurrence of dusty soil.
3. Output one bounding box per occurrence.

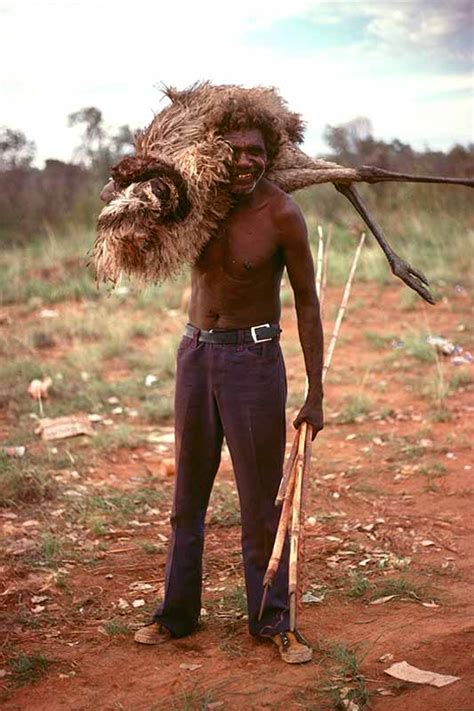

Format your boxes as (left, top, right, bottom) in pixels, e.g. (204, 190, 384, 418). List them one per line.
(1, 284, 473, 710)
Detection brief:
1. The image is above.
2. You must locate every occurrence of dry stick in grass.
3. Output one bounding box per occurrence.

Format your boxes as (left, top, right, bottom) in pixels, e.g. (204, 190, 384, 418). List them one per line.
(320, 225, 333, 318)
(316, 225, 324, 298)
(322, 232, 366, 383)
(290, 231, 366, 629)
(275, 228, 326, 506)
(259, 232, 366, 622)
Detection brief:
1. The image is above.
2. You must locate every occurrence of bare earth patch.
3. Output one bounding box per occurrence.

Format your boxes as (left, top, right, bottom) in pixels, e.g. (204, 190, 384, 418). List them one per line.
(1, 284, 473, 710)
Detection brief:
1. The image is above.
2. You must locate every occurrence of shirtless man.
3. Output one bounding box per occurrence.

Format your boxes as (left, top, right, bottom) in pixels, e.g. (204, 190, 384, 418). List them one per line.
(101, 124, 324, 663)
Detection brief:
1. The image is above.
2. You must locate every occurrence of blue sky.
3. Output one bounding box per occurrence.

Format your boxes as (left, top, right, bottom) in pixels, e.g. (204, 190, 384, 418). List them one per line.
(1, 0, 472, 166)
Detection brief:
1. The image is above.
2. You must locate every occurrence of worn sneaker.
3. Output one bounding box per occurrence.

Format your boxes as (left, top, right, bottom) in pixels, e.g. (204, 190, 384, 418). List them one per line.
(271, 630, 313, 664)
(134, 623, 172, 645)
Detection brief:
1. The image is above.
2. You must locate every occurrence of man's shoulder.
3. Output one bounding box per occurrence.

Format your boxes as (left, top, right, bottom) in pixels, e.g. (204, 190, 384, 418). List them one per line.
(260, 179, 303, 222)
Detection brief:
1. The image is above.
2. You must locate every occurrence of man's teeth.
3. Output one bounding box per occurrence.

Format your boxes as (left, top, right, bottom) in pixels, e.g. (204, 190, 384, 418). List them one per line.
(236, 173, 253, 180)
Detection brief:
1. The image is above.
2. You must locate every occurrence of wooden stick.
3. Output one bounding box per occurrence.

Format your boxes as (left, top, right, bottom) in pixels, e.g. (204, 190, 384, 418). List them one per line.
(275, 431, 299, 506)
(258, 432, 300, 621)
(322, 232, 366, 384)
(316, 225, 324, 299)
(320, 225, 332, 317)
(289, 421, 306, 630)
(260, 233, 366, 623)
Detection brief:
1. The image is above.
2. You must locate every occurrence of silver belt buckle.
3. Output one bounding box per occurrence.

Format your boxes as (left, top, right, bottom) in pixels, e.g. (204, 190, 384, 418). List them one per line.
(251, 323, 272, 343)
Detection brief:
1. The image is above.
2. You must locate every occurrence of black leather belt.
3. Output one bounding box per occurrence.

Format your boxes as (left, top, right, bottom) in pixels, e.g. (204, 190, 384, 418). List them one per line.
(184, 323, 281, 344)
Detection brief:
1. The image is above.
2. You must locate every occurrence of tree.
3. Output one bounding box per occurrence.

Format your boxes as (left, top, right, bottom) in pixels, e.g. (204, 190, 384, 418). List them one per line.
(0, 127, 36, 170)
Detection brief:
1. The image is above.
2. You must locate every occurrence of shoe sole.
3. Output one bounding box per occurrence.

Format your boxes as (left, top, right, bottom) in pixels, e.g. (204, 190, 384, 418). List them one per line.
(280, 648, 313, 664)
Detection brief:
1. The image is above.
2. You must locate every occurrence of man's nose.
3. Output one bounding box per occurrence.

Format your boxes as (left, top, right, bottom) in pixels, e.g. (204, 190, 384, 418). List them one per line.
(235, 151, 252, 168)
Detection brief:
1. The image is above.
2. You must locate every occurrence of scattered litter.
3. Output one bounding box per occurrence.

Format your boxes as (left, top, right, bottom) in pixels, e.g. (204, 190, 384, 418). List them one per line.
(131, 599, 146, 608)
(446, 452, 456, 460)
(346, 433, 356, 440)
(179, 663, 202, 672)
(419, 439, 433, 448)
(302, 590, 325, 604)
(103, 419, 114, 426)
(1, 446, 26, 458)
(88, 414, 102, 422)
(384, 660, 460, 687)
(339, 686, 359, 710)
(145, 374, 158, 387)
(129, 582, 155, 593)
(39, 308, 59, 318)
(6, 539, 36, 555)
(107, 396, 120, 405)
(306, 516, 317, 527)
(148, 432, 175, 444)
(35, 415, 94, 441)
(111, 407, 123, 415)
(421, 601, 440, 608)
(369, 595, 397, 605)
(452, 352, 473, 365)
(421, 540, 436, 547)
(426, 335, 457, 356)
(378, 653, 394, 663)
(32, 605, 45, 614)
(31, 595, 48, 604)
(28, 377, 52, 403)
(117, 598, 130, 610)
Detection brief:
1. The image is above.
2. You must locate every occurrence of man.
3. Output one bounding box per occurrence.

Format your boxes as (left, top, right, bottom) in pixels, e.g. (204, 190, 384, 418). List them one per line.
(101, 119, 324, 664)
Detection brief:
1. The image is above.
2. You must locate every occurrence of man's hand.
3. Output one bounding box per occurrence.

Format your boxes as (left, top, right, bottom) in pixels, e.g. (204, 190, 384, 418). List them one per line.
(100, 179, 117, 204)
(293, 397, 323, 440)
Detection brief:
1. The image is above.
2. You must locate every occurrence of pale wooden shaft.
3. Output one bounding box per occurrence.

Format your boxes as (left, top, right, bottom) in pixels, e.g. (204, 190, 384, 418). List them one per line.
(322, 232, 366, 384)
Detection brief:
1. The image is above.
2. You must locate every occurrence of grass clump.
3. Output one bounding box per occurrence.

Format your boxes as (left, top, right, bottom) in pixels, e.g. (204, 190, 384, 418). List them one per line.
(336, 394, 373, 424)
(318, 640, 370, 710)
(103, 618, 130, 636)
(8, 651, 52, 686)
(0, 454, 56, 507)
(207, 483, 240, 527)
(346, 571, 373, 599)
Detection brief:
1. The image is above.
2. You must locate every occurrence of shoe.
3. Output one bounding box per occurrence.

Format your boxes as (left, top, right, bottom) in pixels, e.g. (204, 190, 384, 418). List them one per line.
(271, 630, 313, 664)
(134, 623, 172, 645)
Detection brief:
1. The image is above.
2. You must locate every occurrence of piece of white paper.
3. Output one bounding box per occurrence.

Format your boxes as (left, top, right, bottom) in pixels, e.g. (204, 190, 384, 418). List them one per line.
(384, 660, 460, 687)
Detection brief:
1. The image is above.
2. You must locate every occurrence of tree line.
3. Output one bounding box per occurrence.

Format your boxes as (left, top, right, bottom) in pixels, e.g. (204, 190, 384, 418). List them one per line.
(0, 110, 472, 244)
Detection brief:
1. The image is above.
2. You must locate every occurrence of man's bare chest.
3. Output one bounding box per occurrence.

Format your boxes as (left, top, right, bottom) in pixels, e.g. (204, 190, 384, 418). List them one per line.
(196, 209, 281, 280)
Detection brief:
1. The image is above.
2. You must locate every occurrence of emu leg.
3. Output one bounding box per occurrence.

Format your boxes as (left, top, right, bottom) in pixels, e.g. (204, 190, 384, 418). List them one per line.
(356, 165, 474, 189)
(334, 183, 435, 304)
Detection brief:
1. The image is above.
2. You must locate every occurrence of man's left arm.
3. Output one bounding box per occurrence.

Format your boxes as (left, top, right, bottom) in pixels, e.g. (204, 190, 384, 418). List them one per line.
(278, 201, 324, 439)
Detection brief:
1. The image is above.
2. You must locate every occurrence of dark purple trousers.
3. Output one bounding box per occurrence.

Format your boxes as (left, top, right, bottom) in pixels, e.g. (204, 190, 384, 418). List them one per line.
(152, 327, 290, 637)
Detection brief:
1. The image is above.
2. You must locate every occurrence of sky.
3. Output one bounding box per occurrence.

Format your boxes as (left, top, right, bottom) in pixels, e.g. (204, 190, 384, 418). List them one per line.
(1, 0, 473, 167)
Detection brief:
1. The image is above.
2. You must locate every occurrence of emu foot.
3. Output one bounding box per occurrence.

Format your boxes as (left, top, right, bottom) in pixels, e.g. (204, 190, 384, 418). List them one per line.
(389, 256, 435, 304)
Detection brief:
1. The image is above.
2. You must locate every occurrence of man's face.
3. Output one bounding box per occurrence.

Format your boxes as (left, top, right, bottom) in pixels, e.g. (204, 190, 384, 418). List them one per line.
(224, 128, 268, 196)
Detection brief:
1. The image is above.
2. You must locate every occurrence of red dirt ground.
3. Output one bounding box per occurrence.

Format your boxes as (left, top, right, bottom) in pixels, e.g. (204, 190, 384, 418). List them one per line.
(1, 284, 473, 710)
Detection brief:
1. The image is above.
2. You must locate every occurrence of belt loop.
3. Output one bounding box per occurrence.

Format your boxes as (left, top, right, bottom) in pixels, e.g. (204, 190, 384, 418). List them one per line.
(237, 328, 245, 351)
(191, 326, 201, 348)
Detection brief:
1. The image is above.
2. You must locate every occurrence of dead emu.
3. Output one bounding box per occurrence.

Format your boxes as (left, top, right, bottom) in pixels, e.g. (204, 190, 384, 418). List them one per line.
(93, 82, 473, 303)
